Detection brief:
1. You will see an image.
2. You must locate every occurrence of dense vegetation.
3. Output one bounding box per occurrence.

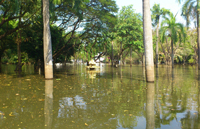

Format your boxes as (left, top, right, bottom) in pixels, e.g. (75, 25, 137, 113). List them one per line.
(0, 0, 199, 72)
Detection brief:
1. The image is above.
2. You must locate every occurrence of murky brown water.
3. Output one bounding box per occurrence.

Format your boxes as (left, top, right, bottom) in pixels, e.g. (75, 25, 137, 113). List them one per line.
(0, 64, 199, 129)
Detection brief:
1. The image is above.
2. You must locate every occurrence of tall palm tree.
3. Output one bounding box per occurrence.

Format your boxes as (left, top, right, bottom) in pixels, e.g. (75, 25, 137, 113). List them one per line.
(161, 13, 186, 68)
(178, 0, 200, 69)
(43, 0, 53, 79)
(143, 0, 154, 82)
(151, 4, 170, 68)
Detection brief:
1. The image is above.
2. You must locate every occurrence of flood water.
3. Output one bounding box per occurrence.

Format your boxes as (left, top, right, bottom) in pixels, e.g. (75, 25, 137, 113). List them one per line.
(0, 64, 200, 129)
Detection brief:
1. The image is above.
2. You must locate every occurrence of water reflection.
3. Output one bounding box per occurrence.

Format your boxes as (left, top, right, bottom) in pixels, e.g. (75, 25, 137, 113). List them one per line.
(44, 80, 53, 129)
(146, 83, 155, 129)
(0, 64, 200, 128)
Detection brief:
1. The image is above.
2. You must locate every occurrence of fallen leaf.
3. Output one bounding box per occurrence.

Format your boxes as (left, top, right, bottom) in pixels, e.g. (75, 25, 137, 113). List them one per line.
(111, 114, 115, 116)
(124, 110, 128, 112)
(38, 99, 44, 101)
(21, 98, 27, 100)
(9, 112, 14, 116)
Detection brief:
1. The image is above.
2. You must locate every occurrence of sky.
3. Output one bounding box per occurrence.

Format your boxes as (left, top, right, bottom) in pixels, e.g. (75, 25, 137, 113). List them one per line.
(115, 0, 185, 25)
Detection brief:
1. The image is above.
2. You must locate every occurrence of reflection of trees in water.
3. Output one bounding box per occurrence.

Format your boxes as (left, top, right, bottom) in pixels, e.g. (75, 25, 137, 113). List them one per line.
(2, 65, 200, 128)
(154, 66, 198, 128)
(181, 72, 200, 129)
(180, 111, 198, 129)
(146, 83, 155, 129)
(52, 67, 146, 128)
(57, 96, 86, 118)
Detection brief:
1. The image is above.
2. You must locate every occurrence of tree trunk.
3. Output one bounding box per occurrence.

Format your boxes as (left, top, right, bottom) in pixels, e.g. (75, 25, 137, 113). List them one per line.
(197, 2, 200, 69)
(156, 22, 159, 68)
(0, 57, 1, 72)
(130, 47, 132, 66)
(142, 53, 145, 66)
(198, 71, 200, 129)
(112, 41, 114, 66)
(143, 0, 155, 82)
(104, 46, 107, 63)
(43, 0, 53, 79)
(171, 40, 174, 68)
(120, 42, 122, 65)
(17, 40, 22, 73)
(146, 82, 155, 129)
(15, 7, 22, 74)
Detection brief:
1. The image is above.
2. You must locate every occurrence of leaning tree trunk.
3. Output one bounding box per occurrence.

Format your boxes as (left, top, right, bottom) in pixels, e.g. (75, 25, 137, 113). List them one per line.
(171, 40, 174, 68)
(43, 0, 53, 79)
(156, 21, 159, 68)
(143, 0, 155, 82)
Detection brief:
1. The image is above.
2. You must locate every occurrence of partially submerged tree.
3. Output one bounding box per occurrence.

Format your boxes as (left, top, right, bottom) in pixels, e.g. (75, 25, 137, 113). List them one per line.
(143, 0, 155, 82)
(43, 0, 53, 79)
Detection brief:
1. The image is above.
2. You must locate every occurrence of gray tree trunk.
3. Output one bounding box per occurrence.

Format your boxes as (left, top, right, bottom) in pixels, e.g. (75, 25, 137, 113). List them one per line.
(43, 0, 53, 79)
(143, 0, 155, 82)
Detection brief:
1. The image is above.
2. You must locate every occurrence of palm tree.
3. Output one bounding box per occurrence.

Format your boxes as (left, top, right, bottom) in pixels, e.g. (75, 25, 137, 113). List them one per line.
(143, 0, 154, 82)
(161, 13, 186, 68)
(178, 0, 200, 69)
(151, 4, 170, 68)
(43, 0, 53, 79)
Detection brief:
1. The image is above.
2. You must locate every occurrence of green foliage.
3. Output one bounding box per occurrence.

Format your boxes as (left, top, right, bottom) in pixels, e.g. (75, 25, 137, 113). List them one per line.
(21, 17, 76, 63)
(113, 5, 143, 59)
(180, 0, 197, 27)
(188, 57, 195, 64)
(151, 3, 170, 27)
(161, 12, 186, 44)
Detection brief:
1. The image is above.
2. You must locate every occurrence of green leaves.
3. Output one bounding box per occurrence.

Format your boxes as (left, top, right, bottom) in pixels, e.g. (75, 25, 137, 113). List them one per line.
(114, 5, 143, 52)
(161, 12, 186, 44)
(151, 3, 170, 26)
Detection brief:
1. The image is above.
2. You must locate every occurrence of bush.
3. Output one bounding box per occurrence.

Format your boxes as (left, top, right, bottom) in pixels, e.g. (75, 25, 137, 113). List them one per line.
(188, 58, 195, 64)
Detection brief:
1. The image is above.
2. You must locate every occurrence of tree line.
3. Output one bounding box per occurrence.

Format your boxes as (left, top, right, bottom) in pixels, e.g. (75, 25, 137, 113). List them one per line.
(0, 0, 199, 80)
